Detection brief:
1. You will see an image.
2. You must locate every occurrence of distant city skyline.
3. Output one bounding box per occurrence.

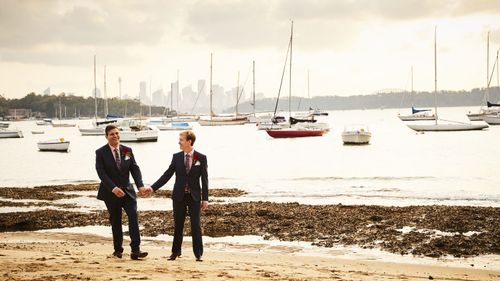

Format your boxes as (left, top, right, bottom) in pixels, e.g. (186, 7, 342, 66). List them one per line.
(1, 1, 500, 100)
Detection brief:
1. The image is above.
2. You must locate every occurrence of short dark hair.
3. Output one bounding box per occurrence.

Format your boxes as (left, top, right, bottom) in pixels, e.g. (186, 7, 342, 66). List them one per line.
(180, 130, 196, 146)
(105, 124, 118, 136)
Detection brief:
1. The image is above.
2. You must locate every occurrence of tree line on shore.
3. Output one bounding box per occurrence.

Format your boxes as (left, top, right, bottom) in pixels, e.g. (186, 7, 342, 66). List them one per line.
(0, 92, 167, 118)
(1, 87, 499, 118)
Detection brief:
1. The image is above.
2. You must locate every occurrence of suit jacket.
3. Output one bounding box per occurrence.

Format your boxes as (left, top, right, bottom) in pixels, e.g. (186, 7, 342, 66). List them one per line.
(95, 144, 144, 202)
(152, 150, 209, 202)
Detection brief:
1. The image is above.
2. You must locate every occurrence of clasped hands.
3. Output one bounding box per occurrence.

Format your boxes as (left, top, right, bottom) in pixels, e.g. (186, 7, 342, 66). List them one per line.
(138, 186, 154, 197)
(112, 186, 153, 198)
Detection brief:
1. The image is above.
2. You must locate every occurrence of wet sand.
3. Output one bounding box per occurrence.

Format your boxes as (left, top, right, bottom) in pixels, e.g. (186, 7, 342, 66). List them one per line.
(1, 231, 499, 281)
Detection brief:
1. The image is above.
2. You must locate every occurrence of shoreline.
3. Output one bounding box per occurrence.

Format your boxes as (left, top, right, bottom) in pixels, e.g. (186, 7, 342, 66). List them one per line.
(2, 231, 499, 281)
(1, 183, 500, 280)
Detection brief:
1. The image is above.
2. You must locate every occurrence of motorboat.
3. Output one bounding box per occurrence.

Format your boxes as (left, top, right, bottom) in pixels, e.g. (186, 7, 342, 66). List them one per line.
(0, 122, 10, 128)
(119, 119, 158, 142)
(0, 129, 23, 138)
(38, 138, 70, 152)
(36, 119, 52, 126)
(157, 122, 192, 131)
(31, 130, 45, 134)
(342, 125, 371, 145)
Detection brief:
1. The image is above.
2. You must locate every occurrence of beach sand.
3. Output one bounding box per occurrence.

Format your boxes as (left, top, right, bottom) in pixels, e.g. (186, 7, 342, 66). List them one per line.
(1, 231, 499, 281)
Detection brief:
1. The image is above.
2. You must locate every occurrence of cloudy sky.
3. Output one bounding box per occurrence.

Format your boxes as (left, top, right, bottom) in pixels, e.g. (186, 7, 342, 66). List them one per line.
(1, 0, 500, 100)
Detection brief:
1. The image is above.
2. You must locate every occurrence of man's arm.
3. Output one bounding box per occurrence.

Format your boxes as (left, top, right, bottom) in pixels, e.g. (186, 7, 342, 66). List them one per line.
(128, 148, 144, 189)
(95, 149, 118, 192)
(201, 155, 209, 210)
(151, 155, 176, 191)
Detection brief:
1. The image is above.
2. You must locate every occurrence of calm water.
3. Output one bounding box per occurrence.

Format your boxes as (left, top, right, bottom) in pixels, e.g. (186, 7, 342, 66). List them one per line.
(1, 106, 499, 207)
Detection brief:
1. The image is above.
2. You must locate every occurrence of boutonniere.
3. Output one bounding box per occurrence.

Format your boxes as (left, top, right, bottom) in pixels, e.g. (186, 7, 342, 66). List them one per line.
(193, 154, 201, 166)
(122, 147, 132, 161)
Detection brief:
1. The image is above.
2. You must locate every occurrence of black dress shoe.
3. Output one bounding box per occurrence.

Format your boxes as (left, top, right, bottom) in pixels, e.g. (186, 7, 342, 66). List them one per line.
(167, 252, 182, 261)
(130, 251, 148, 260)
(112, 251, 123, 258)
(196, 256, 203, 262)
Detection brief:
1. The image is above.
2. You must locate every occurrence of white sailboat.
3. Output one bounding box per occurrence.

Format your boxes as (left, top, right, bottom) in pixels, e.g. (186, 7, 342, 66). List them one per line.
(198, 54, 248, 126)
(398, 67, 436, 121)
(407, 27, 488, 132)
(79, 56, 109, 136)
(467, 32, 500, 121)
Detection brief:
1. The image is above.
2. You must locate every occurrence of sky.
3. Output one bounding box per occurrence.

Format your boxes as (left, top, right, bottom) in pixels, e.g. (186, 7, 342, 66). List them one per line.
(1, 0, 500, 100)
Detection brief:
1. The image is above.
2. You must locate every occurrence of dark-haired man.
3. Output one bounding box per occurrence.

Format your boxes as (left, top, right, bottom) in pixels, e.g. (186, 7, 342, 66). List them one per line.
(95, 125, 148, 260)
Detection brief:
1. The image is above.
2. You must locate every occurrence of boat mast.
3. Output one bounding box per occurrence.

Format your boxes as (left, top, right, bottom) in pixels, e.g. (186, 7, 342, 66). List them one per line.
(307, 69, 310, 109)
(252, 60, 256, 117)
(177, 69, 180, 114)
(170, 82, 174, 116)
(93, 55, 97, 122)
(104, 65, 108, 117)
(433, 26, 438, 125)
(289, 20, 293, 126)
(149, 76, 152, 117)
(210, 53, 213, 120)
(486, 31, 490, 102)
(236, 71, 240, 116)
(118, 77, 122, 99)
(410, 66, 414, 107)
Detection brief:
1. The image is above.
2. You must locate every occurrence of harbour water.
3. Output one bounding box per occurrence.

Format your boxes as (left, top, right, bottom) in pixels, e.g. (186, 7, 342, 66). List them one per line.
(1, 106, 499, 207)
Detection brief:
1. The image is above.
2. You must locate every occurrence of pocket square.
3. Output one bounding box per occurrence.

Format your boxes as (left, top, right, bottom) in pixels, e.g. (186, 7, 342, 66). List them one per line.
(194, 161, 201, 166)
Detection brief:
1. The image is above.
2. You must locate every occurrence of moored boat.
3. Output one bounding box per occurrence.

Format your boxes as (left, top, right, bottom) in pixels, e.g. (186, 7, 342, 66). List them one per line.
(37, 138, 70, 151)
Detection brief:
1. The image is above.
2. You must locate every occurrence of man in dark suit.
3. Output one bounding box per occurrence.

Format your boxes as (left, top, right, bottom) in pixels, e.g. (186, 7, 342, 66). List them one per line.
(149, 130, 209, 261)
(95, 124, 148, 260)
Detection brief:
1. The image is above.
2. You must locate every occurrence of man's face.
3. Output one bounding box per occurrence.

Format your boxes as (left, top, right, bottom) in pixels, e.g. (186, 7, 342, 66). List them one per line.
(178, 134, 191, 151)
(106, 128, 120, 146)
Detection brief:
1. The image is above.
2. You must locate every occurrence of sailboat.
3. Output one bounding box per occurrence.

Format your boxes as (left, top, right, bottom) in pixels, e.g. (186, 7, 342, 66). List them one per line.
(79, 56, 109, 136)
(198, 54, 248, 126)
(51, 95, 76, 127)
(398, 67, 436, 121)
(467, 32, 500, 121)
(266, 21, 329, 138)
(407, 27, 488, 132)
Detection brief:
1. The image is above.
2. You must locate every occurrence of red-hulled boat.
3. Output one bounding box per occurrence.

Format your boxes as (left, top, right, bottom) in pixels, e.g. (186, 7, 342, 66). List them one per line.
(266, 128, 326, 138)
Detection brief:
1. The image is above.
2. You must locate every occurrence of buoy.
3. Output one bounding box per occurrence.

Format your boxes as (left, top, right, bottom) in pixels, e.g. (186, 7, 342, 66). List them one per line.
(59, 137, 65, 142)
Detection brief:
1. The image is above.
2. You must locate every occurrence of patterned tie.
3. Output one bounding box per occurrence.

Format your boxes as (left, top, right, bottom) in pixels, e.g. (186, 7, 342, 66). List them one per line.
(184, 154, 191, 193)
(185, 154, 191, 173)
(114, 148, 121, 169)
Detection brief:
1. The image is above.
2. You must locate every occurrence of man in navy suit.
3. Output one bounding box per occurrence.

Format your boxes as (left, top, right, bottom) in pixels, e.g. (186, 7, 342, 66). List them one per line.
(95, 125, 148, 260)
(149, 130, 209, 261)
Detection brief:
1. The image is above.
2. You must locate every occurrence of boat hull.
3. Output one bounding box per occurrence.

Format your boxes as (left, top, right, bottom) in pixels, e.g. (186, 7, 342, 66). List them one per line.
(198, 119, 247, 126)
(79, 127, 105, 136)
(0, 130, 23, 138)
(483, 115, 500, 125)
(342, 132, 371, 144)
(398, 115, 436, 121)
(37, 141, 70, 151)
(120, 130, 158, 142)
(266, 129, 326, 138)
(407, 123, 488, 132)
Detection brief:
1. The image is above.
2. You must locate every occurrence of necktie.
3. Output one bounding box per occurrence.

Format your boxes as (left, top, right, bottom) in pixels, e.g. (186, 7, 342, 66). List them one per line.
(114, 148, 121, 169)
(185, 154, 191, 173)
